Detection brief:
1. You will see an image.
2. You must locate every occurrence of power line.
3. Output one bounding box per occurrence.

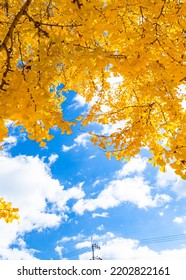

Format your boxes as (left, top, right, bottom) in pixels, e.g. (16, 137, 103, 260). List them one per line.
(54, 232, 186, 260)
(140, 233, 186, 245)
(62, 247, 89, 258)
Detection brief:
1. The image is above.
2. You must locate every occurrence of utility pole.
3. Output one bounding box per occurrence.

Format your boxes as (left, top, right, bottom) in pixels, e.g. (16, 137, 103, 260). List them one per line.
(90, 238, 102, 260)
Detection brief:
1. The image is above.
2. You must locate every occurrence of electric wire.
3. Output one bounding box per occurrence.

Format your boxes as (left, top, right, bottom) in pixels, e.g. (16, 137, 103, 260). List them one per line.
(60, 233, 186, 259)
(140, 233, 186, 245)
(62, 247, 90, 258)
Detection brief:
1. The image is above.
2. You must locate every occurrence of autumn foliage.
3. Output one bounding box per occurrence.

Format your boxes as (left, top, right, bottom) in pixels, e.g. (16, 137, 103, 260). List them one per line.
(0, 198, 19, 223)
(0, 0, 185, 221)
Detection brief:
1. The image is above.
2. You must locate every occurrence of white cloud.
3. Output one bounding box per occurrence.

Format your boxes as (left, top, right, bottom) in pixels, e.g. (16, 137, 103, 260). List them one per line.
(101, 120, 127, 135)
(58, 237, 72, 243)
(78, 182, 85, 188)
(177, 84, 186, 109)
(153, 193, 172, 207)
(0, 136, 17, 150)
(115, 156, 147, 178)
(57, 233, 85, 245)
(156, 166, 179, 188)
(156, 165, 186, 198)
(3, 136, 17, 145)
(78, 233, 186, 260)
(75, 241, 91, 249)
(55, 245, 63, 259)
(159, 212, 164, 216)
(71, 94, 87, 109)
(48, 154, 59, 166)
(89, 155, 96, 159)
(91, 232, 115, 241)
(62, 133, 90, 152)
(93, 179, 101, 187)
(173, 216, 186, 224)
(73, 177, 171, 215)
(97, 224, 104, 231)
(100, 105, 110, 113)
(17, 238, 26, 249)
(92, 212, 109, 218)
(182, 100, 186, 109)
(159, 248, 186, 259)
(0, 153, 85, 259)
(0, 247, 38, 260)
(107, 74, 123, 88)
(74, 133, 90, 147)
(75, 232, 114, 251)
(4, 120, 17, 128)
(62, 144, 76, 152)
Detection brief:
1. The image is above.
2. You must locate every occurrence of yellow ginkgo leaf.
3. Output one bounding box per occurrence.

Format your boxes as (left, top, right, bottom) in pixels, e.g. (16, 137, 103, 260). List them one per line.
(40, 141, 47, 147)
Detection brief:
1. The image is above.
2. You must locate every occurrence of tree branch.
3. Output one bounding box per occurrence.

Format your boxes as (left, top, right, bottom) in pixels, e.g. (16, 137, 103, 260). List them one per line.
(0, 0, 32, 52)
(24, 11, 49, 38)
(72, 0, 83, 9)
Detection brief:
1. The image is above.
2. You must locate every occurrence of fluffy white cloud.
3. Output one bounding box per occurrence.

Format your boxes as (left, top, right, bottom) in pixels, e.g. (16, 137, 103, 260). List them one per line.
(173, 216, 186, 224)
(57, 233, 85, 243)
(89, 155, 96, 159)
(182, 100, 186, 109)
(62, 133, 90, 152)
(75, 241, 91, 249)
(159, 211, 164, 216)
(48, 154, 59, 166)
(101, 120, 127, 135)
(77, 233, 186, 260)
(62, 144, 76, 152)
(156, 166, 186, 198)
(75, 232, 114, 251)
(93, 179, 101, 187)
(97, 224, 104, 231)
(74, 133, 90, 147)
(92, 212, 109, 218)
(55, 245, 64, 259)
(0, 153, 85, 259)
(3, 136, 17, 145)
(107, 74, 123, 88)
(0, 136, 17, 151)
(71, 94, 87, 109)
(156, 166, 179, 188)
(115, 156, 147, 178)
(0, 247, 38, 260)
(73, 176, 171, 215)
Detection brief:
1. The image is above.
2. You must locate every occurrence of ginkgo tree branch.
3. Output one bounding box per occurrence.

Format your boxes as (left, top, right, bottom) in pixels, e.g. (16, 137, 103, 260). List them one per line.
(35, 21, 83, 29)
(72, 0, 83, 9)
(4, 0, 9, 16)
(24, 11, 49, 38)
(0, 0, 33, 91)
(0, 44, 12, 91)
(156, 1, 166, 19)
(0, 0, 32, 52)
(46, 0, 52, 19)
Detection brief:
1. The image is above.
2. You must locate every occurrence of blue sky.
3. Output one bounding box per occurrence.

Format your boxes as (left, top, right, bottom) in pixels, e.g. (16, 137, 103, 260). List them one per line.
(0, 89, 186, 260)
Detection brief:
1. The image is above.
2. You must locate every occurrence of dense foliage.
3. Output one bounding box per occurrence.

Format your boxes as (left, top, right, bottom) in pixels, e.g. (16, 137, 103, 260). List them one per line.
(0, 0, 185, 221)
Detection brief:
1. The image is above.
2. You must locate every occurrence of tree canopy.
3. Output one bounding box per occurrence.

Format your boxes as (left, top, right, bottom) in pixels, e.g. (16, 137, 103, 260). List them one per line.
(0, 0, 185, 221)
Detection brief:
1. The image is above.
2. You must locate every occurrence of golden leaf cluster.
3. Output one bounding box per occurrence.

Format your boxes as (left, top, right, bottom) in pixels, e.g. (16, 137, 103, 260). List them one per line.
(0, 0, 185, 181)
(0, 197, 19, 223)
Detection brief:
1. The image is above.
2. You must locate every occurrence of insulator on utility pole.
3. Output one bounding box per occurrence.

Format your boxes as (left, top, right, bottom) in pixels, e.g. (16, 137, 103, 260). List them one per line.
(90, 238, 102, 260)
